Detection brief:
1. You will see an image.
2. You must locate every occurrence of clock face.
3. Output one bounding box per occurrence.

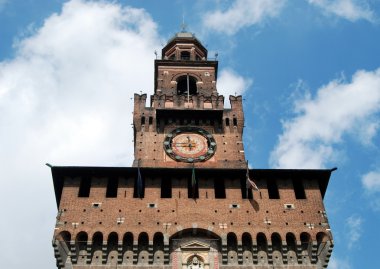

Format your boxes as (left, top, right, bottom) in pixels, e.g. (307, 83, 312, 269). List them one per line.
(164, 127, 217, 163)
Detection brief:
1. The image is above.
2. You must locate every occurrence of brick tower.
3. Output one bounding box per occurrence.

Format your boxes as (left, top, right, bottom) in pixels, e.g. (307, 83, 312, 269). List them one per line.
(49, 31, 334, 269)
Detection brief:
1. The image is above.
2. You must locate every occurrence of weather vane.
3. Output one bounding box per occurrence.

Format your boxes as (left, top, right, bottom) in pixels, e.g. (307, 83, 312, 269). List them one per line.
(181, 14, 187, 32)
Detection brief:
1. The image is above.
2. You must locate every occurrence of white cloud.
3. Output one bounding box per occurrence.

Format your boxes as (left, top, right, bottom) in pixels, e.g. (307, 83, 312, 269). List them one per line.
(308, 0, 375, 22)
(329, 256, 352, 269)
(345, 215, 363, 249)
(270, 68, 380, 169)
(362, 170, 380, 210)
(362, 170, 380, 192)
(217, 68, 253, 107)
(202, 0, 286, 35)
(0, 0, 160, 268)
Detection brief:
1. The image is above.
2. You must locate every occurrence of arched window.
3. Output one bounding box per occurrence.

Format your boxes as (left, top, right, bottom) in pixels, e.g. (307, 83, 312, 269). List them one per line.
(286, 232, 297, 264)
(75, 232, 88, 264)
(92, 232, 103, 264)
(227, 232, 238, 264)
(58, 231, 71, 243)
(242, 233, 252, 250)
(286, 233, 296, 251)
(108, 232, 118, 251)
(300, 232, 311, 252)
(107, 232, 118, 264)
(122, 232, 134, 265)
(177, 75, 197, 95)
(316, 232, 330, 255)
(180, 51, 190, 60)
(153, 232, 164, 265)
(271, 233, 282, 251)
(138, 232, 149, 264)
(242, 233, 253, 264)
(257, 233, 268, 251)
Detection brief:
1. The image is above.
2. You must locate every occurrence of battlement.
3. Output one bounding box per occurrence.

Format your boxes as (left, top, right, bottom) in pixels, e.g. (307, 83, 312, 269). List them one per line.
(51, 166, 333, 269)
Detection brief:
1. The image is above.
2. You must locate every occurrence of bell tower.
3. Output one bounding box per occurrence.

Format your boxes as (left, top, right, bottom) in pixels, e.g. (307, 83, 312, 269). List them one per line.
(49, 31, 334, 269)
(133, 31, 245, 169)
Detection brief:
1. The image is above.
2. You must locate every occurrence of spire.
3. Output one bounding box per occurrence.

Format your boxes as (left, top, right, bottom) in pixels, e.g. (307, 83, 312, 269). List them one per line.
(181, 14, 187, 33)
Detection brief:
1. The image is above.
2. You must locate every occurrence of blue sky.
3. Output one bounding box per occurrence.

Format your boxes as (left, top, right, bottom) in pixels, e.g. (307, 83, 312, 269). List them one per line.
(1, 0, 380, 268)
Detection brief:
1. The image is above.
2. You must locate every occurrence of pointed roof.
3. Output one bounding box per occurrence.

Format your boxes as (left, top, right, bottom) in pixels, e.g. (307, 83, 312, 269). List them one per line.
(162, 31, 207, 57)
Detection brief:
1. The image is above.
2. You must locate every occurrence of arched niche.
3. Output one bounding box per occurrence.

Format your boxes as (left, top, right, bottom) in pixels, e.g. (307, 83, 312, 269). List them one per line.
(138, 232, 149, 264)
(91, 232, 103, 265)
(122, 232, 134, 265)
(107, 232, 118, 265)
(242, 232, 253, 264)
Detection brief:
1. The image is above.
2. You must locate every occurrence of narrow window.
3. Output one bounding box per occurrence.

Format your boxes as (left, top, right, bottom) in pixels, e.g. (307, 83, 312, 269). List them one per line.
(106, 177, 118, 198)
(214, 178, 226, 199)
(141, 116, 145, 125)
(267, 178, 280, 199)
(180, 51, 190, 60)
(240, 177, 253, 199)
(293, 179, 306, 199)
(161, 178, 172, 198)
(233, 118, 237, 126)
(149, 117, 153, 125)
(225, 118, 230, 126)
(78, 177, 91, 197)
(188, 177, 199, 199)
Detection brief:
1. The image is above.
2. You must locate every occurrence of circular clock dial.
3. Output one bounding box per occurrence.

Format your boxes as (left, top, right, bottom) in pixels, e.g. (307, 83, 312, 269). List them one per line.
(172, 133, 208, 158)
(164, 127, 217, 163)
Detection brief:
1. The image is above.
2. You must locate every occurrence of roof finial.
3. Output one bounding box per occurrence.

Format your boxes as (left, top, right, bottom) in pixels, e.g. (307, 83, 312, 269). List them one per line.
(181, 14, 187, 32)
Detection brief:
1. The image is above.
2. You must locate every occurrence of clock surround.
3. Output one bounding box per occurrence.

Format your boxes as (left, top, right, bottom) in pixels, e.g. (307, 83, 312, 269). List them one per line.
(164, 127, 217, 163)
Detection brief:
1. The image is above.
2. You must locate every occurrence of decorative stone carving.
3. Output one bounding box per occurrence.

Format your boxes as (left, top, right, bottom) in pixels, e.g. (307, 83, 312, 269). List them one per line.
(188, 256, 203, 269)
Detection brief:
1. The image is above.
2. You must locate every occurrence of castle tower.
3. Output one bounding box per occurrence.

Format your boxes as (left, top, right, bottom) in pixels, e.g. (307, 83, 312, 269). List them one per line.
(49, 31, 334, 269)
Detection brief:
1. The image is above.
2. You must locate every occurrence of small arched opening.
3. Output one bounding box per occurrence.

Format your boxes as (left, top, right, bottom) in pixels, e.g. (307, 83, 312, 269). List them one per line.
(271, 233, 283, 264)
(107, 232, 118, 265)
(271, 233, 282, 251)
(153, 232, 164, 265)
(257, 233, 268, 264)
(300, 232, 312, 263)
(286, 232, 297, 264)
(138, 232, 149, 264)
(227, 232, 238, 265)
(91, 232, 103, 265)
(56, 231, 71, 265)
(75, 231, 88, 264)
(316, 232, 330, 258)
(177, 75, 197, 96)
(122, 232, 134, 265)
(242, 232, 253, 264)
